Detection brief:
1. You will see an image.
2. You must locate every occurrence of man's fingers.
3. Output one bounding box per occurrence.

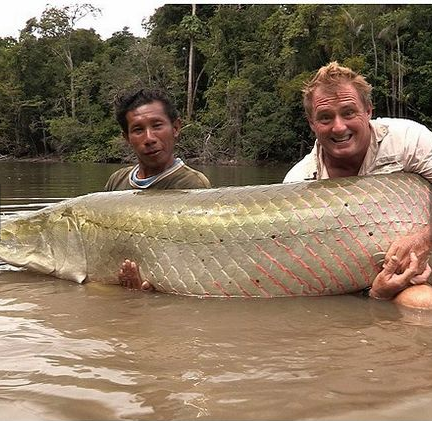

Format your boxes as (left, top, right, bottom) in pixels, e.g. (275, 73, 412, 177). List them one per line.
(410, 263, 432, 285)
(119, 259, 154, 292)
(385, 244, 400, 264)
(390, 252, 419, 287)
(141, 280, 153, 290)
(370, 253, 423, 300)
(382, 255, 399, 275)
(406, 251, 420, 277)
(119, 259, 142, 289)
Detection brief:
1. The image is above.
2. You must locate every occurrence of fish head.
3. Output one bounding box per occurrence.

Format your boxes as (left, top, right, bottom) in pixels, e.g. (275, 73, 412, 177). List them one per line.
(0, 209, 87, 283)
(0, 212, 56, 275)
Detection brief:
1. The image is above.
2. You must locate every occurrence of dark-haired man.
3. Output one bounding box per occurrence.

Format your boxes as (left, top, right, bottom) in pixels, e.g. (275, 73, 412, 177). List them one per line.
(106, 88, 211, 290)
(105, 88, 211, 191)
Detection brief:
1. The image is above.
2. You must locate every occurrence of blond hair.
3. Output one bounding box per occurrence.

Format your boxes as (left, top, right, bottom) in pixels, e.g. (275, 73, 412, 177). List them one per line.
(303, 62, 373, 118)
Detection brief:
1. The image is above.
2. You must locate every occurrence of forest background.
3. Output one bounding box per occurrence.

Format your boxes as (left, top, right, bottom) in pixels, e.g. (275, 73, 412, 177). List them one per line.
(1, 3, 431, 167)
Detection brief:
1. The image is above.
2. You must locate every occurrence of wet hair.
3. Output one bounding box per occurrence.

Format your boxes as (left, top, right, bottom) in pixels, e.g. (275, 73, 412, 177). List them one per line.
(114, 88, 180, 133)
(302, 62, 373, 119)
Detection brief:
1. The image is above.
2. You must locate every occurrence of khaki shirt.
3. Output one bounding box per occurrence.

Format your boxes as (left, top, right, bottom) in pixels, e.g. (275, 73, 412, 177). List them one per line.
(105, 164, 211, 191)
(283, 118, 432, 183)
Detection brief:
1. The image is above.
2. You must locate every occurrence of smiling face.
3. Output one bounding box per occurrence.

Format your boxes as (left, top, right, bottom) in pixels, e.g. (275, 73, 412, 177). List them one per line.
(308, 82, 372, 175)
(124, 100, 181, 178)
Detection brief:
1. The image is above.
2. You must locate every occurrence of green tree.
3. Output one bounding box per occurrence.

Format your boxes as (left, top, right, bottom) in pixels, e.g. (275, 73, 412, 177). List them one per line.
(37, 3, 101, 118)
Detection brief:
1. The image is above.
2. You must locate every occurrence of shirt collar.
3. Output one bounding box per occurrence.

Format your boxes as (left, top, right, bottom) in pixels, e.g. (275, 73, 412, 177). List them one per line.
(358, 120, 389, 175)
(129, 158, 184, 189)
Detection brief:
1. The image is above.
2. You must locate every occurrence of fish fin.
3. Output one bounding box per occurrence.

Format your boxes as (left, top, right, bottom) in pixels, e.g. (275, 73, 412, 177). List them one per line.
(51, 216, 87, 283)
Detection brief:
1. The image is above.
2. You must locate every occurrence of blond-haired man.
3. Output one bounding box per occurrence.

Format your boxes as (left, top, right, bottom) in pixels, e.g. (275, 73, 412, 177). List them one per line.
(284, 62, 432, 307)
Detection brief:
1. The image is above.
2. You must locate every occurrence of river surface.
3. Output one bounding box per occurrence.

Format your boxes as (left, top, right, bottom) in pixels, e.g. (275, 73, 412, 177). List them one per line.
(1, 161, 432, 420)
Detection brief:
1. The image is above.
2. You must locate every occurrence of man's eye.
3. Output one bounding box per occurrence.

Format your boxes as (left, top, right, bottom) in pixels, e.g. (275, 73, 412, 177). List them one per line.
(343, 110, 356, 118)
(317, 115, 331, 123)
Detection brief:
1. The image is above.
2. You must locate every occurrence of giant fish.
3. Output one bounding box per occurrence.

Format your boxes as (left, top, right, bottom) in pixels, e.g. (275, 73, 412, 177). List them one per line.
(0, 173, 430, 297)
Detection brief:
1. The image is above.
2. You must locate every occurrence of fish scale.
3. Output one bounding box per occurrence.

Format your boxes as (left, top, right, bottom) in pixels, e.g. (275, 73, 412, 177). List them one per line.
(0, 172, 430, 297)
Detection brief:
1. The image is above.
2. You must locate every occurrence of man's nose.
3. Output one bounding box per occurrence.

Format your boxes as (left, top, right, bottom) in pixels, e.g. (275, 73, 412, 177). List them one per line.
(332, 115, 347, 133)
(143, 128, 157, 143)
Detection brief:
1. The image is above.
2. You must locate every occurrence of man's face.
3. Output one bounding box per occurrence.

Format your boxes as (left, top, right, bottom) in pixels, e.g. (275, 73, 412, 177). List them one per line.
(124, 100, 180, 178)
(308, 83, 372, 165)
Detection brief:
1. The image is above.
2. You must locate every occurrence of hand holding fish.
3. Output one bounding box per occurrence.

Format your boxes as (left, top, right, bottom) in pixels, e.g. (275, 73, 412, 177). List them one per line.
(384, 226, 431, 278)
(119, 259, 154, 291)
(370, 252, 431, 300)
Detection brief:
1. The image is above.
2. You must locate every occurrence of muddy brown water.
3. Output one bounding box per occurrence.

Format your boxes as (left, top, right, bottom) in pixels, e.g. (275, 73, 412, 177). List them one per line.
(1, 161, 432, 420)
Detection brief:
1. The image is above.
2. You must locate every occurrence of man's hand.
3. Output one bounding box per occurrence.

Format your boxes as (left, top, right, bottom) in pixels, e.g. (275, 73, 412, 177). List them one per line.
(119, 259, 154, 291)
(385, 226, 431, 275)
(370, 252, 431, 300)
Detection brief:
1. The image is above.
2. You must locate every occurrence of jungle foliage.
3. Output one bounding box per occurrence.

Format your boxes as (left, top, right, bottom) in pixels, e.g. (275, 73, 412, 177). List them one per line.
(1, 3, 432, 166)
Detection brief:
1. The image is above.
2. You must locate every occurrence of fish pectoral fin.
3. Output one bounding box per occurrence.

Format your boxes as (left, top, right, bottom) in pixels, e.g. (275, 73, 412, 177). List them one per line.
(52, 216, 87, 284)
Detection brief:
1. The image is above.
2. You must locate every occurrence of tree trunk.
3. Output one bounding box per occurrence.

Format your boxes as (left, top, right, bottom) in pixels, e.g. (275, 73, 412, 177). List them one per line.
(382, 50, 391, 116)
(66, 50, 76, 119)
(371, 22, 378, 78)
(70, 73, 76, 119)
(186, 4, 196, 120)
(396, 33, 403, 118)
(40, 115, 48, 155)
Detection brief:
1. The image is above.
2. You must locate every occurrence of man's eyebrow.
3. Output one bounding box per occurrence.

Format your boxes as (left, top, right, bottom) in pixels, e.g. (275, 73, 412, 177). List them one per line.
(315, 109, 332, 115)
(148, 115, 166, 121)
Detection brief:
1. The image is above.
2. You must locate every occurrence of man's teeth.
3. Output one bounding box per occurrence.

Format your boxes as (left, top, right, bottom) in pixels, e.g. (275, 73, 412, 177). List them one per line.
(332, 135, 351, 142)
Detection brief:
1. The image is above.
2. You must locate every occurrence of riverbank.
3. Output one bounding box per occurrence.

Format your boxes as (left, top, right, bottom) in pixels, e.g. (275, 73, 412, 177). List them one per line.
(0, 153, 287, 167)
(0, 154, 63, 163)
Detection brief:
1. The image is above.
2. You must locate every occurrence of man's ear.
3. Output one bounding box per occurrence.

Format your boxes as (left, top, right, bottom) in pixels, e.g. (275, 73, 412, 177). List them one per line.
(173, 118, 181, 140)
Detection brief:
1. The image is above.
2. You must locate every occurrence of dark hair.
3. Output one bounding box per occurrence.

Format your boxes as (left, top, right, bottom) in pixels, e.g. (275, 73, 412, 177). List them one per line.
(114, 88, 180, 133)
